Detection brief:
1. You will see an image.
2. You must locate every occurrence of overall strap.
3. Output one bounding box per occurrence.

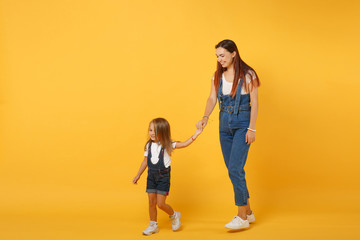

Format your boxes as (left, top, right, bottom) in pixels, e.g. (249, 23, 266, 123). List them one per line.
(217, 77, 223, 109)
(156, 146, 166, 169)
(158, 147, 165, 160)
(148, 141, 152, 154)
(234, 78, 244, 115)
(147, 141, 153, 161)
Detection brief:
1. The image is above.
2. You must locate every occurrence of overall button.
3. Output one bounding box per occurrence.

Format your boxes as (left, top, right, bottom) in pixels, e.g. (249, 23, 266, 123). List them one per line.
(227, 106, 234, 113)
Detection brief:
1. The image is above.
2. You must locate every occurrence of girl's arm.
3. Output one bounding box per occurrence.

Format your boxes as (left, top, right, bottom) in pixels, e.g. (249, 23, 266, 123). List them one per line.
(246, 82, 258, 144)
(196, 77, 217, 130)
(175, 128, 202, 149)
(133, 157, 148, 184)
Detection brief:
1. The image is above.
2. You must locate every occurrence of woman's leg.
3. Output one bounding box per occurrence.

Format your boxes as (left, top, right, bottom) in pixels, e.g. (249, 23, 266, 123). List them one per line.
(237, 199, 252, 219)
(156, 194, 174, 215)
(220, 124, 252, 219)
(246, 199, 252, 215)
(219, 131, 233, 168)
(228, 128, 251, 219)
(148, 193, 157, 221)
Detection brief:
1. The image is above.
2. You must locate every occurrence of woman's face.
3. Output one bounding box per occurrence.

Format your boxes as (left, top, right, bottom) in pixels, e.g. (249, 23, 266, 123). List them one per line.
(149, 122, 156, 141)
(216, 47, 236, 69)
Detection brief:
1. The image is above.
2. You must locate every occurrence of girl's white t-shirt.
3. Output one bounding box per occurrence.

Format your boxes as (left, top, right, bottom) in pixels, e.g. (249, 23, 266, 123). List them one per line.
(220, 71, 254, 95)
(144, 142, 177, 168)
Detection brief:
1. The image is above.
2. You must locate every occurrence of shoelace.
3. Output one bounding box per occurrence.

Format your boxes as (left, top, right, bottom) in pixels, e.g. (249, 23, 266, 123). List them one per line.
(147, 224, 157, 229)
(232, 216, 243, 224)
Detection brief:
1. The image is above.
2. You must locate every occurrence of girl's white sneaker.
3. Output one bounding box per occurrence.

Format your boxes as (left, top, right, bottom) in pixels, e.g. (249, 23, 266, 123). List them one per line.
(142, 221, 159, 235)
(170, 211, 181, 231)
(225, 216, 250, 229)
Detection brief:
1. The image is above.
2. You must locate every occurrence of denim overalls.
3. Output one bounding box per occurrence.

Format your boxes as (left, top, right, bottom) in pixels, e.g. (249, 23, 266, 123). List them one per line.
(218, 77, 251, 206)
(146, 142, 171, 195)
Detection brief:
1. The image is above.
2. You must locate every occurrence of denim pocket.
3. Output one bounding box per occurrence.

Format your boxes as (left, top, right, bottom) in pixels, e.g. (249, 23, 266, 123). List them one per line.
(238, 110, 250, 120)
(160, 172, 170, 178)
(159, 169, 170, 178)
(231, 111, 250, 128)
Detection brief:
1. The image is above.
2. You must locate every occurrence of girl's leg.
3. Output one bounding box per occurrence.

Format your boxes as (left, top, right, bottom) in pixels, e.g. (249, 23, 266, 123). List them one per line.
(148, 193, 157, 221)
(156, 194, 174, 215)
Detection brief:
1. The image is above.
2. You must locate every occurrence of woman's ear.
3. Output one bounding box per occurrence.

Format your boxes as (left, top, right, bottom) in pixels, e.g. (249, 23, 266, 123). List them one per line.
(232, 51, 236, 58)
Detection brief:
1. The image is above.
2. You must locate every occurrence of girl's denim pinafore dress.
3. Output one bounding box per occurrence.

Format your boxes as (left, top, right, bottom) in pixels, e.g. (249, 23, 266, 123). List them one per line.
(146, 142, 171, 195)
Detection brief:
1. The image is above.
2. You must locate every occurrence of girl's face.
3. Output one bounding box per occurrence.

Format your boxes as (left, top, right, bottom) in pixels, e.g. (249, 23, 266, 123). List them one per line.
(149, 122, 156, 141)
(216, 47, 236, 69)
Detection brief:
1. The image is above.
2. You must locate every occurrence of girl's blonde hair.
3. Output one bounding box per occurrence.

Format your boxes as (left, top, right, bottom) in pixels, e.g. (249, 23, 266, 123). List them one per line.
(145, 118, 173, 156)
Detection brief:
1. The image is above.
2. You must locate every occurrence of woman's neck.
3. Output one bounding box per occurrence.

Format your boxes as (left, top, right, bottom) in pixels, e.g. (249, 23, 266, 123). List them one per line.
(224, 65, 235, 75)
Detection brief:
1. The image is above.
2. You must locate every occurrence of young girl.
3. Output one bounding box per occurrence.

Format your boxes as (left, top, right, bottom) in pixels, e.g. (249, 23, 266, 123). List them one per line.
(133, 118, 202, 235)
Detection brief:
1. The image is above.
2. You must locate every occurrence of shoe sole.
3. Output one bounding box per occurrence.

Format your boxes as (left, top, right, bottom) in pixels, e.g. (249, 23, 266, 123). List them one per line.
(225, 223, 250, 230)
(142, 228, 159, 235)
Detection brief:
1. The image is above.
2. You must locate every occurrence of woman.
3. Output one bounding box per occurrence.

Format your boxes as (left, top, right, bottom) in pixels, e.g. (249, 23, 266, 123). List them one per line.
(196, 39, 260, 230)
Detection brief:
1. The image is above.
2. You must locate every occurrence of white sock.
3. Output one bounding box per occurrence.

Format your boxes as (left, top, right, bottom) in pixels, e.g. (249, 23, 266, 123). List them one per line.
(150, 221, 157, 225)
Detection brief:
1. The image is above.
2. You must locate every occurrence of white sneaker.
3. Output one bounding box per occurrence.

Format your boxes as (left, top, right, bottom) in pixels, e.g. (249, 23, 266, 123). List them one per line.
(247, 212, 255, 223)
(142, 221, 159, 235)
(225, 216, 250, 229)
(170, 211, 181, 231)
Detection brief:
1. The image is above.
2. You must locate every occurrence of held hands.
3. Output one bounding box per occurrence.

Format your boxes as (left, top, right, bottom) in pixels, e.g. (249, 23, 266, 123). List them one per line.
(193, 127, 203, 139)
(196, 117, 208, 130)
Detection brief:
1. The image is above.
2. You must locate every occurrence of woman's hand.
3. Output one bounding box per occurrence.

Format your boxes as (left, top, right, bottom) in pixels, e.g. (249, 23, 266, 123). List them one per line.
(196, 117, 208, 130)
(245, 130, 256, 144)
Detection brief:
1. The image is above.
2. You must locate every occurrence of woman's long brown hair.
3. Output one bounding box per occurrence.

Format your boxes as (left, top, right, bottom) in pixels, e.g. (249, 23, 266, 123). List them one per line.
(214, 39, 260, 97)
(144, 118, 173, 156)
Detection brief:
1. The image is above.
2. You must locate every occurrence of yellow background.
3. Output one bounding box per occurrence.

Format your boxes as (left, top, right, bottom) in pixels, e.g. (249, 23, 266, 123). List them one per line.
(1, 0, 359, 239)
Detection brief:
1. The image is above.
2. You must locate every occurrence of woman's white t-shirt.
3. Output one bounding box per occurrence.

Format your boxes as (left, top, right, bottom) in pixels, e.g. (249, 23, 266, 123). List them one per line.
(144, 142, 177, 168)
(221, 71, 254, 95)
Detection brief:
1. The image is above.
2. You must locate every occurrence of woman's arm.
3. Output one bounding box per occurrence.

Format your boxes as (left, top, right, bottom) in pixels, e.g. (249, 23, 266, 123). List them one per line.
(196, 78, 217, 129)
(246, 82, 258, 144)
(133, 157, 148, 184)
(175, 128, 202, 149)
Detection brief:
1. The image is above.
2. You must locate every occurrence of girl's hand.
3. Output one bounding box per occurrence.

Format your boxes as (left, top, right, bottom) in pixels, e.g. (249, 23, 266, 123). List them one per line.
(132, 175, 140, 184)
(193, 127, 203, 138)
(245, 130, 256, 144)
